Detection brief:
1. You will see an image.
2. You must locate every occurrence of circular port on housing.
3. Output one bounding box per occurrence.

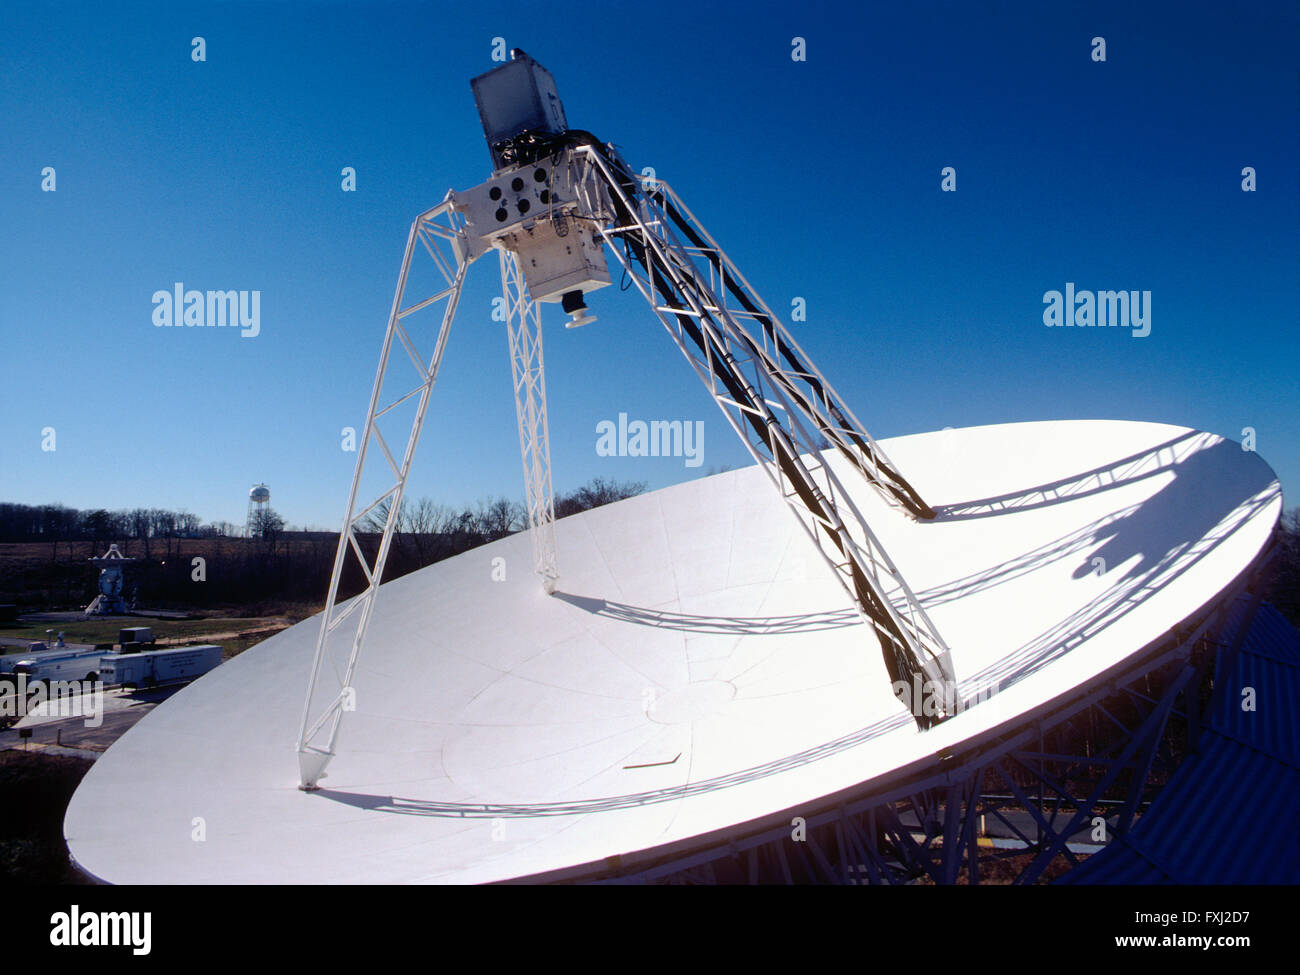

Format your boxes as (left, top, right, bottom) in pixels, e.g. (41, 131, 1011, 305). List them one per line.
(489, 186, 502, 201)
(539, 190, 550, 204)
(511, 177, 524, 192)
(534, 168, 547, 182)
(517, 198, 531, 214)
(495, 207, 508, 222)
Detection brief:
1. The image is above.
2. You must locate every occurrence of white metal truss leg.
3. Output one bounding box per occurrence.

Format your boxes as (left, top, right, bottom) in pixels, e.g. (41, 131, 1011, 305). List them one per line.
(646, 183, 933, 520)
(570, 146, 954, 723)
(297, 197, 469, 789)
(500, 248, 560, 593)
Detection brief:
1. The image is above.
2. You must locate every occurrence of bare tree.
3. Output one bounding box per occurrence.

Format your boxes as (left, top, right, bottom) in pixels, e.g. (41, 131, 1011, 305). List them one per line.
(357, 497, 397, 536)
(554, 477, 646, 519)
(84, 509, 113, 547)
(403, 497, 459, 564)
(130, 508, 152, 559)
(474, 497, 526, 540)
(251, 507, 285, 546)
(152, 508, 177, 558)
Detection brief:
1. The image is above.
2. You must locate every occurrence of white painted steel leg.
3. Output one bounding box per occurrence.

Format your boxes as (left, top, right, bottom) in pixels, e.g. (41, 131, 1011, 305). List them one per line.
(500, 248, 559, 593)
(571, 146, 955, 723)
(297, 197, 469, 789)
(649, 183, 934, 520)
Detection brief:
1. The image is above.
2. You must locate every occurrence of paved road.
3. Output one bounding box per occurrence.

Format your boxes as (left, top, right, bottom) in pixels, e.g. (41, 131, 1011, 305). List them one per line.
(0, 686, 180, 753)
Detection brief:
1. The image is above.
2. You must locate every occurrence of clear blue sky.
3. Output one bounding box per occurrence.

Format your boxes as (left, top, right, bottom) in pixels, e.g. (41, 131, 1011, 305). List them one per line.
(2, 0, 1297, 531)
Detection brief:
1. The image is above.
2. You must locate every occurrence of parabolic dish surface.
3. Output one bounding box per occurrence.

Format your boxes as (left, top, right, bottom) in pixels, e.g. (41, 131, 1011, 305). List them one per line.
(64, 420, 1281, 883)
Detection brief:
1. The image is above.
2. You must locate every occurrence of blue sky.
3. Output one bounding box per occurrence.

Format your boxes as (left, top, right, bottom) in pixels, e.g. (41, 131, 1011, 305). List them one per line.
(1, 0, 1296, 530)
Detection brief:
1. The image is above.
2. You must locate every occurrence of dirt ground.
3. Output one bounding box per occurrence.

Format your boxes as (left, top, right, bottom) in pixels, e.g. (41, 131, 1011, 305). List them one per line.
(0, 750, 95, 884)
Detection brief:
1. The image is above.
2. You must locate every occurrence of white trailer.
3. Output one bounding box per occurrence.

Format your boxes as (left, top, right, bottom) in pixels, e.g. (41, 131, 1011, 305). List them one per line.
(99, 644, 223, 688)
(0, 645, 104, 675)
(10, 649, 110, 686)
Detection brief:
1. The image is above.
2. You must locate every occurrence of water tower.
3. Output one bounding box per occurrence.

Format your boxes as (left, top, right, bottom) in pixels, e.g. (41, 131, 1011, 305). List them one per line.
(246, 483, 271, 538)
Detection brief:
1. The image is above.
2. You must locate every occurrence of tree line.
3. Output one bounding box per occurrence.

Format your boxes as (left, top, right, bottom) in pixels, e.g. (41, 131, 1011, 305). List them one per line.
(2, 491, 1297, 632)
(0, 479, 648, 613)
(0, 503, 240, 559)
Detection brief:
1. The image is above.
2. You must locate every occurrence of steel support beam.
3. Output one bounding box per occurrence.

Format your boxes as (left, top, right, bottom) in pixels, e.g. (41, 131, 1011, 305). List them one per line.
(297, 198, 469, 789)
(568, 145, 955, 725)
(500, 248, 559, 593)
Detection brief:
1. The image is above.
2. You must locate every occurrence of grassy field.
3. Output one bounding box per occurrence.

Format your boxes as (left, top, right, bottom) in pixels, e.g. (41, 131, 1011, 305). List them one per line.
(0, 613, 312, 659)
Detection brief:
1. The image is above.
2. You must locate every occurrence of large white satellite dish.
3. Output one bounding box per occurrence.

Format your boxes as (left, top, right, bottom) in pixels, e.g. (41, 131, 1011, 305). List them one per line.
(64, 419, 1281, 883)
